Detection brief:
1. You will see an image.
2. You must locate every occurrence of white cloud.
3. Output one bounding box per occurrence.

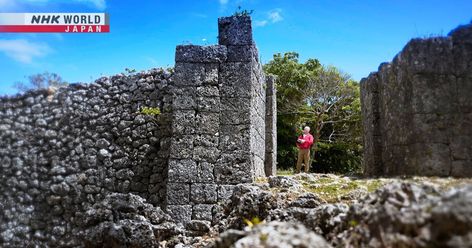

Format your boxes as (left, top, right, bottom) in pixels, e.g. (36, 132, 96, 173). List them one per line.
(219, 0, 229, 5)
(254, 20, 268, 27)
(0, 39, 51, 64)
(254, 9, 283, 28)
(268, 9, 283, 23)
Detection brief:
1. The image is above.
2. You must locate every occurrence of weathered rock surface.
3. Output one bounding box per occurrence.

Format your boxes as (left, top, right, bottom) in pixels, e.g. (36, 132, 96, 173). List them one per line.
(335, 183, 472, 248)
(0, 68, 173, 247)
(361, 21, 472, 177)
(206, 175, 472, 248)
(216, 221, 331, 248)
(81, 193, 181, 247)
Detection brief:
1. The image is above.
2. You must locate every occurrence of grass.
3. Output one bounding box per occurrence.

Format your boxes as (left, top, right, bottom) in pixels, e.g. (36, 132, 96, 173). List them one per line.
(276, 168, 294, 176)
(298, 176, 387, 203)
(268, 170, 472, 204)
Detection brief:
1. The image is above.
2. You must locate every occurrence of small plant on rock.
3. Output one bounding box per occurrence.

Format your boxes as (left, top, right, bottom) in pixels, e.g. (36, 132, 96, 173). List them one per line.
(234, 6, 254, 17)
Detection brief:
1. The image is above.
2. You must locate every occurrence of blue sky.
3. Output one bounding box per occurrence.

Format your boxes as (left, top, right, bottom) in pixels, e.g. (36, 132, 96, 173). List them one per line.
(0, 0, 471, 95)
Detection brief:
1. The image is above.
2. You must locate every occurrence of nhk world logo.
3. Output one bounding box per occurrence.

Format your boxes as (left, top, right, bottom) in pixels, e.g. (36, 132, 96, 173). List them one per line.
(0, 13, 109, 33)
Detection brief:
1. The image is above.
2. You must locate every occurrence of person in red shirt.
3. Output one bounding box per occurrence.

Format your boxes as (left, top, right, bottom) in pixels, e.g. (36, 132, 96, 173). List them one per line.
(296, 126, 314, 173)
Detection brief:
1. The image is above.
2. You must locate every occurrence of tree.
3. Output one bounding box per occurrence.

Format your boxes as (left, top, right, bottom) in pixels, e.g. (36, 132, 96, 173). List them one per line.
(299, 66, 362, 171)
(264, 52, 362, 173)
(264, 52, 321, 170)
(14, 72, 68, 92)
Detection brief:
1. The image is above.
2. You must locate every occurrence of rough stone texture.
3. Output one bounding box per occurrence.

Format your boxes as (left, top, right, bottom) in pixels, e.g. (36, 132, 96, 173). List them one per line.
(265, 75, 277, 176)
(81, 193, 181, 247)
(361, 21, 472, 177)
(216, 221, 332, 248)
(218, 16, 253, 46)
(334, 183, 472, 248)
(0, 69, 172, 247)
(166, 15, 269, 224)
(207, 174, 472, 248)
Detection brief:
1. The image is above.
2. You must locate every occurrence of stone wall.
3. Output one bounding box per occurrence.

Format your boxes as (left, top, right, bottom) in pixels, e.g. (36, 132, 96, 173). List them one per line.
(361, 22, 472, 177)
(0, 69, 172, 246)
(0, 15, 275, 246)
(165, 15, 269, 226)
(265, 75, 277, 176)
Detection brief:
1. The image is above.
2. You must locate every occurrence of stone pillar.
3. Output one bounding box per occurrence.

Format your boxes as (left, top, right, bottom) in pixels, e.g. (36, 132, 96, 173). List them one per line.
(216, 15, 266, 188)
(265, 75, 277, 176)
(360, 73, 383, 176)
(165, 15, 267, 224)
(166, 45, 226, 224)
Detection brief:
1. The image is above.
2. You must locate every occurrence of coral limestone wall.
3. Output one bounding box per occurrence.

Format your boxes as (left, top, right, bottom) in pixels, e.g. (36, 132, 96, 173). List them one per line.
(0, 70, 172, 246)
(361, 22, 472, 177)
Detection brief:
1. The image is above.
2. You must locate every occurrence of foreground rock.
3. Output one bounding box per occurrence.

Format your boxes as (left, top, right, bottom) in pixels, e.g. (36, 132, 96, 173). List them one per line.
(216, 221, 331, 248)
(206, 175, 472, 248)
(79, 193, 182, 247)
(60, 174, 472, 248)
(336, 183, 472, 247)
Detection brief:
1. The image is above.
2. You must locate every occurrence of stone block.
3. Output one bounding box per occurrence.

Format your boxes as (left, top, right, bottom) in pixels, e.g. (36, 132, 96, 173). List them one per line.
(193, 146, 220, 163)
(197, 161, 214, 183)
(410, 143, 451, 176)
(169, 135, 194, 159)
(196, 97, 220, 112)
(220, 110, 250, 125)
(410, 74, 457, 114)
(166, 183, 190, 205)
(167, 205, 192, 224)
(456, 77, 472, 113)
(226, 44, 259, 62)
(172, 110, 196, 134)
(220, 62, 252, 97)
(220, 97, 251, 112)
(168, 159, 197, 183)
(450, 135, 472, 160)
(219, 125, 251, 152)
(175, 45, 227, 63)
(195, 112, 220, 134)
(192, 204, 214, 221)
(194, 134, 219, 148)
(450, 160, 472, 177)
(173, 63, 219, 87)
(218, 15, 253, 45)
(215, 160, 252, 184)
(196, 86, 220, 97)
(190, 183, 217, 204)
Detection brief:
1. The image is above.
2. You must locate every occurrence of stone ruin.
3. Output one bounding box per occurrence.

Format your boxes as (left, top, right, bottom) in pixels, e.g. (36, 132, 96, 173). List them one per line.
(0, 15, 276, 246)
(361, 21, 472, 177)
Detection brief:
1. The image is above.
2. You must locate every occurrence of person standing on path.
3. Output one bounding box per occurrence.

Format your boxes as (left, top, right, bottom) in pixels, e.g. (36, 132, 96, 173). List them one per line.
(296, 126, 314, 173)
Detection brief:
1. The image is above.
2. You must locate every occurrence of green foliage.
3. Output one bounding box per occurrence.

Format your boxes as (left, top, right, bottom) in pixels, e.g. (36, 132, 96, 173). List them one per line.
(312, 142, 361, 174)
(140, 106, 161, 116)
(264, 52, 322, 170)
(263, 52, 362, 174)
(243, 216, 262, 228)
(14, 72, 68, 92)
(125, 68, 137, 74)
(233, 6, 254, 17)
